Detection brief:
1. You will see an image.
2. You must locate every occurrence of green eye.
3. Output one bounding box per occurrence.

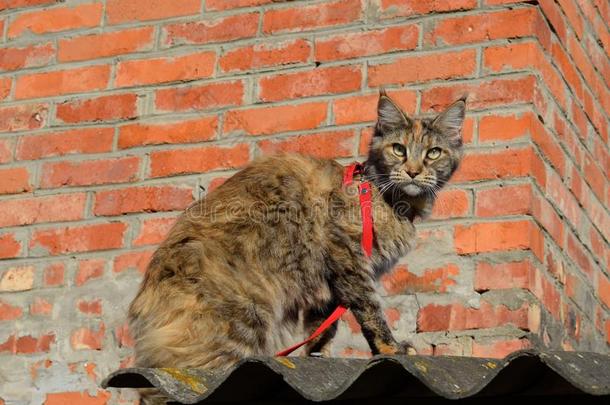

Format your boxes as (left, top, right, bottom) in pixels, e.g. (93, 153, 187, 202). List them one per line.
(392, 143, 406, 157)
(427, 148, 442, 160)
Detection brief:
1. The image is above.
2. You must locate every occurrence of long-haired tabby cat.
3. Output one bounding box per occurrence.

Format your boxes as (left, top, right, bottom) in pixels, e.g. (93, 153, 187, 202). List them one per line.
(128, 91, 465, 402)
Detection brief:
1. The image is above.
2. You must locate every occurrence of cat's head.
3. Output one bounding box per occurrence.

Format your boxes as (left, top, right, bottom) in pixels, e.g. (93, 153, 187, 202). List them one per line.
(366, 91, 466, 198)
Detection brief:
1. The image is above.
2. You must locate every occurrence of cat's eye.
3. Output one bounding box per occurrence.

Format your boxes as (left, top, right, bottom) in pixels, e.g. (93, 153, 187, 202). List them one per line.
(392, 143, 406, 157)
(426, 148, 442, 160)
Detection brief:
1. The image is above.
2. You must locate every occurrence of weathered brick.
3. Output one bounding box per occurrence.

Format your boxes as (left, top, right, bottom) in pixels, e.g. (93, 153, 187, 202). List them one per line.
(258, 65, 361, 102)
(258, 130, 356, 159)
(378, 0, 476, 19)
(431, 189, 471, 219)
(116, 51, 216, 87)
(77, 299, 102, 316)
(0, 103, 48, 133)
(15, 65, 110, 100)
(150, 144, 250, 178)
(478, 112, 532, 142)
(0, 42, 54, 72)
(133, 217, 177, 246)
(75, 259, 105, 287)
(531, 192, 564, 246)
(454, 220, 536, 254)
(106, 0, 200, 24)
(0, 78, 10, 101)
(0, 193, 86, 227)
(0, 299, 23, 320)
(453, 148, 531, 182)
(205, 0, 272, 10)
(44, 390, 110, 405)
(118, 117, 217, 149)
(475, 260, 531, 292)
(163, 13, 258, 46)
(475, 184, 532, 217)
(381, 263, 459, 295)
(0, 167, 31, 195)
(220, 39, 310, 73)
(262, 0, 362, 34)
(40, 156, 140, 188)
(30, 297, 52, 316)
(333, 90, 417, 126)
(0, 267, 34, 292)
(16, 128, 114, 160)
(58, 27, 154, 62)
(0, 333, 55, 354)
(56, 94, 138, 124)
(114, 322, 135, 348)
(472, 338, 530, 358)
(0, 139, 13, 164)
(93, 186, 193, 216)
(224, 102, 327, 136)
(113, 250, 153, 274)
(0, 0, 55, 11)
(155, 81, 244, 112)
(71, 322, 105, 350)
(8, 3, 102, 38)
(30, 223, 127, 256)
(43, 263, 64, 287)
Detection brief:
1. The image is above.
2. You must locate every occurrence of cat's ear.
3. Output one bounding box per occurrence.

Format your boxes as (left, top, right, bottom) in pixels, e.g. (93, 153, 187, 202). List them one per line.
(376, 89, 410, 134)
(432, 96, 466, 146)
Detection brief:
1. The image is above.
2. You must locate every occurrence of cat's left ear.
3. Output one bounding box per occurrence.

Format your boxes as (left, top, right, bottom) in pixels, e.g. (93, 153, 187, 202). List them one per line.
(432, 96, 466, 146)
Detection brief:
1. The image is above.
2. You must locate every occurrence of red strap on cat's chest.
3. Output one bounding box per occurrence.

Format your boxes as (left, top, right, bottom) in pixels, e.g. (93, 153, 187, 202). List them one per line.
(275, 163, 374, 357)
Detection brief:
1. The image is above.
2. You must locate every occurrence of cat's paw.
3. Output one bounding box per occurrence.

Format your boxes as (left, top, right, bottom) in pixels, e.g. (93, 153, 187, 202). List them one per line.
(397, 341, 417, 356)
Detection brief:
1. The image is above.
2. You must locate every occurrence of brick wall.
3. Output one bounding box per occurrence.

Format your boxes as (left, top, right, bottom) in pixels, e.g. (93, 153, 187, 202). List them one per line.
(0, 0, 608, 403)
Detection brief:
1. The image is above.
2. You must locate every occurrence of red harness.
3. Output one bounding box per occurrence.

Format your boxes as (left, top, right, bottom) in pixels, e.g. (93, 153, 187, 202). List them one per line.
(276, 163, 374, 356)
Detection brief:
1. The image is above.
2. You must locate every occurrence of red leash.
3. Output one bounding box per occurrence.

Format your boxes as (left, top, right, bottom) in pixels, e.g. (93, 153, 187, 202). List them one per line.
(276, 163, 374, 356)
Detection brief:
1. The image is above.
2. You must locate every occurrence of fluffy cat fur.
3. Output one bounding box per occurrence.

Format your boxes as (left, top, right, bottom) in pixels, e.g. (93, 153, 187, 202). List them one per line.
(128, 92, 465, 403)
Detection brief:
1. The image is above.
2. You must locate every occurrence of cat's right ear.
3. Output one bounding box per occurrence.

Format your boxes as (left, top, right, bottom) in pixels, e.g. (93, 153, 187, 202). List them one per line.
(376, 90, 410, 134)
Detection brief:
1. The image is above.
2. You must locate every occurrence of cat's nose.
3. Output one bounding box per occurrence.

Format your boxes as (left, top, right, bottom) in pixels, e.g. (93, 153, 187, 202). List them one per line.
(406, 170, 420, 179)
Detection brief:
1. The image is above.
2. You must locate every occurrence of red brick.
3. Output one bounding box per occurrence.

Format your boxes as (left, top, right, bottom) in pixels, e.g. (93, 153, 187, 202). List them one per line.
(531, 193, 564, 246)
(119, 117, 217, 149)
(598, 274, 610, 309)
(0, 78, 10, 101)
(30, 223, 127, 256)
(163, 13, 258, 46)
(0, 299, 23, 320)
(133, 217, 177, 246)
(378, 0, 476, 19)
(539, 0, 568, 44)
(583, 154, 606, 203)
(0, 167, 31, 195)
(417, 301, 529, 332)
(106, 0, 200, 24)
(94, 186, 193, 216)
(429, 189, 469, 219)
(15, 65, 110, 100)
(531, 118, 566, 176)
(546, 169, 581, 231)
(259, 65, 361, 102)
(155, 81, 244, 112)
(205, 0, 272, 10)
(77, 299, 102, 315)
(71, 322, 105, 350)
(0, 333, 55, 354)
(475, 260, 531, 292)
(589, 228, 609, 270)
(566, 233, 593, 280)
(43, 263, 64, 287)
(369, 49, 476, 86)
(472, 338, 530, 358)
(558, 0, 584, 39)
(76, 259, 105, 287)
(0, 266, 33, 291)
(0, 42, 54, 72)
(341, 310, 361, 334)
(114, 322, 135, 348)
(381, 263, 459, 295)
(113, 250, 154, 274)
(421, 76, 536, 112)
(333, 90, 417, 126)
(44, 391, 110, 405)
(475, 184, 532, 217)
(0, 139, 12, 164)
(0, 103, 48, 133)
(315, 25, 418, 62)
(0, 0, 55, 11)
(453, 148, 531, 182)
(478, 112, 532, 142)
(16, 128, 114, 160)
(225, 102, 327, 136)
(150, 144, 249, 178)
(116, 51, 216, 87)
(30, 297, 52, 316)
(40, 156, 140, 188)
(58, 27, 153, 62)
(8, 3, 102, 38)
(220, 39, 310, 73)
(258, 130, 356, 159)
(454, 220, 535, 254)
(208, 177, 228, 192)
(425, 8, 537, 46)
(0, 193, 86, 227)
(263, 0, 362, 34)
(56, 94, 138, 124)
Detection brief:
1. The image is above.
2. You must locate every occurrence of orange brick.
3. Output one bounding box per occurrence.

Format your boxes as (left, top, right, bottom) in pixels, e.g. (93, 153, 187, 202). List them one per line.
(333, 90, 417, 125)
(40, 156, 140, 188)
(369, 49, 476, 86)
(0, 103, 48, 133)
(598, 274, 610, 309)
(315, 25, 418, 62)
(205, 0, 272, 10)
(8, 2, 102, 38)
(453, 148, 531, 182)
(475, 260, 532, 292)
(150, 144, 250, 178)
(478, 112, 532, 142)
(77, 299, 102, 315)
(472, 338, 530, 358)
(220, 39, 310, 73)
(263, 0, 362, 34)
(431, 189, 471, 219)
(258, 130, 356, 159)
(56, 94, 138, 124)
(70, 323, 105, 350)
(0, 299, 23, 320)
(106, 0, 200, 24)
(454, 220, 534, 254)
(16, 128, 114, 160)
(31, 223, 127, 256)
(75, 259, 105, 287)
(119, 117, 217, 149)
(0, 0, 55, 11)
(378, 0, 476, 18)
(224, 102, 327, 136)
(483, 41, 539, 73)
(30, 297, 52, 316)
(381, 263, 459, 295)
(531, 117, 566, 176)
(116, 51, 216, 87)
(258, 65, 361, 102)
(133, 217, 177, 246)
(0, 42, 54, 72)
(43, 263, 64, 287)
(155, 81, 244, 112)
(0, 333, 55, 354)
(566, 233, 593, 280)
(113, 250, 154, 274)
(93, 186, 193, 216)
(0, 193, 87, 227)
(58, 27, 154, 62)
(0, 77, 10, 101)
(164, 13, 259, 46)
(15, 65, 110, 100)
(0, 139, 13, 164)
(0, 167, 31, 195)
(475, 184, 532, 217)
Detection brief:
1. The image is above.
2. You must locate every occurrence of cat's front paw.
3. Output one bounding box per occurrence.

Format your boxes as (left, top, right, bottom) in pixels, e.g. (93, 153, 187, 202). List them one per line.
(396, 341, 417, 356)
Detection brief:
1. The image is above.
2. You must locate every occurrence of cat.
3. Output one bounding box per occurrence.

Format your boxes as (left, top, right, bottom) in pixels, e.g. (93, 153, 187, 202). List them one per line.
(127, 91, 465, 402)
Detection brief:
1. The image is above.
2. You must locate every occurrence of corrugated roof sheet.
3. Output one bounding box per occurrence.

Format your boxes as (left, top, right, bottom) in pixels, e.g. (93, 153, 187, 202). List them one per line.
(102, 350, 610, 403)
